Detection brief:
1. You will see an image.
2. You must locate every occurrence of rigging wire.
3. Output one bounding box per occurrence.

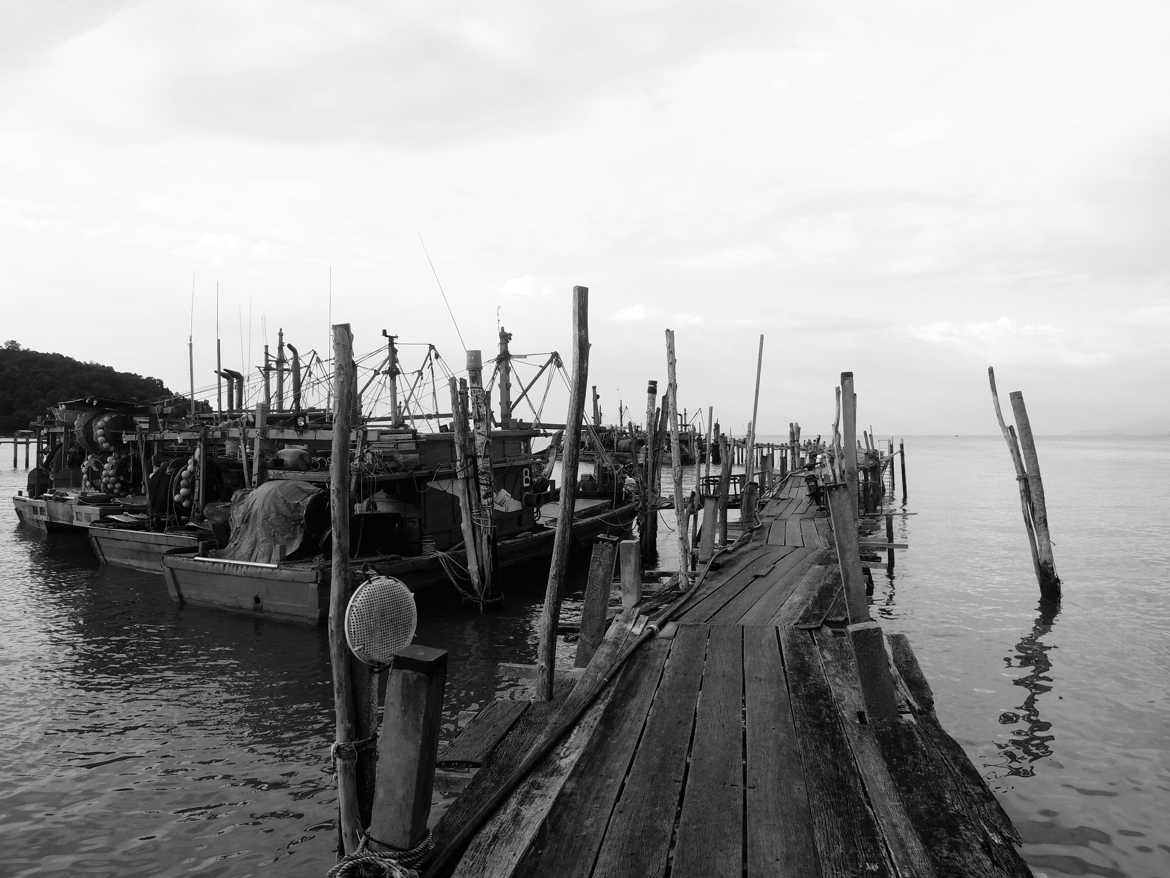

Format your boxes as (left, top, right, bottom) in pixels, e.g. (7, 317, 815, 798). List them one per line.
(418, 234, 467, 353)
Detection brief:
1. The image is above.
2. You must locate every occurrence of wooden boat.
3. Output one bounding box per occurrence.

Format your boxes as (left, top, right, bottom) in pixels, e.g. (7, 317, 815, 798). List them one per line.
(160, 426, 637, 623)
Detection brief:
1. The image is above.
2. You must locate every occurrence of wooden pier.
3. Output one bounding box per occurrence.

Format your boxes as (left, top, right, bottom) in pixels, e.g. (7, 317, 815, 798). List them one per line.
(412, 473, 1031, 878)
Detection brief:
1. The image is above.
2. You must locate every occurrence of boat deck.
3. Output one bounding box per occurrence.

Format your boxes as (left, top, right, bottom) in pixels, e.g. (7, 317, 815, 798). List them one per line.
(429, 475, 1031, 877)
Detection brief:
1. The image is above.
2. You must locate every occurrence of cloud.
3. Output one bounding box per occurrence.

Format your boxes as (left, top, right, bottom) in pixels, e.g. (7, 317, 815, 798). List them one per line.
(907, 317, 1112, 367)
(498, 275, 554, 298)
(614, 304, 650, 322)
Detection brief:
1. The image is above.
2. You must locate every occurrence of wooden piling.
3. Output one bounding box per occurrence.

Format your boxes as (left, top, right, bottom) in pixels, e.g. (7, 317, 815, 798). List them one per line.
(665, 329, 689, 578)
(899, 439, 907, 504)
(716, 435, 732, 544)
(327, 323, 362, 855)
(536, 286, 590, 702)
(251, 402, 266, 488)
(886, 512, 895, 571)
(704, 406, 713, 485)
(11, 437, 16, 469)
(698, 495, 718, 563)
(1009, 390, 1061, 602)
(888, 439, 895, 496)
(619, 540, 641, 609)
(640, 381, 660, 562)
(24, 436, 30, 469)
(368, 646, 447, 852)
(448, 378, 483, 605)
(468, 350, 497, 602)
(576, 536, 618, 668)
(840, 373, 858, 511)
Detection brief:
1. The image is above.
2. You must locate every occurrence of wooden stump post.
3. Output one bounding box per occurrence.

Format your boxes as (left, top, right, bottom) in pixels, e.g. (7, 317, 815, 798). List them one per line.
(368, 646, 447, 852)
(468, 350, 497, 602)
(619, 540, 641, 609)
(716, 435, 732, 544)
(536, 286, 590, 702)
(886, 512, 895, 572)
(639, 381, 660, 563)
(899, 439, 907, 505)
(576, 536, 618, 667)
(1009, 390, 1061, 602)
(698, 495, 718, 563)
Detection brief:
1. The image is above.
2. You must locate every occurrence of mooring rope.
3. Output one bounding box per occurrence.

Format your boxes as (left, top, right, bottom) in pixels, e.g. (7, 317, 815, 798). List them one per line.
(326, 829, 433, 878)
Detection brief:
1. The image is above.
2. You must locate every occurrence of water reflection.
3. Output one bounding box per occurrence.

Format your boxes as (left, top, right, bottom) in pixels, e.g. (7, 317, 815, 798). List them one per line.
(995, 603, 1060, 777)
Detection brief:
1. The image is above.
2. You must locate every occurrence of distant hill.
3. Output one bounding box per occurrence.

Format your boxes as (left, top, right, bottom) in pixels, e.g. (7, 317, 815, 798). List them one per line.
(0, 341, 175, 433)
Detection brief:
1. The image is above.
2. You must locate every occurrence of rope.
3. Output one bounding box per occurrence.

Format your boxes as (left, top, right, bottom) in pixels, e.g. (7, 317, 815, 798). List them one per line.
(330, 734, 378, 765)
(326, 829, 433, 878)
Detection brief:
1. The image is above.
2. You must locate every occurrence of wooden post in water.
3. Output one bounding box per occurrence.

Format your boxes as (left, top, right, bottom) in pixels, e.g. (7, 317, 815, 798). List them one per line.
(11, 437, 15, 469)
(448, 378, 483, 606)
(619, 540, 641, 609)
(665, 329, 689, 579)
(368, 645, 447, 855)
(704, 406, 713, 486)
(886, 512, 895, 572)
(536, 286, 590, 702)
(24, 436, 30, 469)
(327, 323, 362, 855)
(468, 350, 496, 602)
(576, 535, 618, 668)
(840, 373, 858, 512)
(1009, 390, 1060, 601)
(888, 439, 896, 496)
(716, 435, 732, 544)
(899, 439, 907, 504)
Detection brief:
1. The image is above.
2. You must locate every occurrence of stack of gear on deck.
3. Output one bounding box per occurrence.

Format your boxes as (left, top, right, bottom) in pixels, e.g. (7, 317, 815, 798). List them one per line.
(219, 479, 327, 564)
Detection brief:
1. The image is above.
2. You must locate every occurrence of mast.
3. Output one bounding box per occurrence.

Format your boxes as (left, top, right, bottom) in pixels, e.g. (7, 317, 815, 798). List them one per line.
(382, 330, 401, 427)
(497, 326, 513, 427)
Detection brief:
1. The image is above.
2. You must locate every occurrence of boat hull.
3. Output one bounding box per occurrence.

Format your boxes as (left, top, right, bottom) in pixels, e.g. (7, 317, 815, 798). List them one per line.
(160, 501, 638, 624)
(13, 494, 122, 533)
(89, 526, 208, 574)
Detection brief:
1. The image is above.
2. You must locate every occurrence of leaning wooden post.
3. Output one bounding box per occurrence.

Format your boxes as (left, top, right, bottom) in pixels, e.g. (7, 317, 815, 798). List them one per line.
(619, 540, 642, 609)
(367, 646, 447, 855)
(576, 535, 619, 668)
(665, 329, 689, 580)
(328, 323, 362, 855)
(448, 378, 483, 606)
(536, 286, 590, 702)
(989, 368, 1045, 598)
(1010, 390, 1062, 602)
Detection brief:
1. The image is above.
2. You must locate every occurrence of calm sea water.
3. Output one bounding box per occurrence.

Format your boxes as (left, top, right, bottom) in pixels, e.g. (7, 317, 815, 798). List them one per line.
(0, 436, 1166, 877)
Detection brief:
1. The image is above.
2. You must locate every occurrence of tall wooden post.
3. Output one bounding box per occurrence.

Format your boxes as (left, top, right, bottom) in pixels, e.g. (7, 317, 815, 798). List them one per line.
(262, 344, 272, 409)
(497, 327, 513, 428)
(536, 287, 590, 702)
(327, 323, 362, 855)
(1010, 390, 1061, 602)
(640, 380, 659, 560)
(665, 330, 689, 579)
(840, 373, 858, 512)
(448, 379, 483, 605)
(383, 331, 401, 428)
(468, 350, 496, 602)
(275, 328, 286, 411)
(592, 385, 601, 428)
(717, 435, 732, 544)
(899, 440, 907, 504)
(368, 646, 447, 854)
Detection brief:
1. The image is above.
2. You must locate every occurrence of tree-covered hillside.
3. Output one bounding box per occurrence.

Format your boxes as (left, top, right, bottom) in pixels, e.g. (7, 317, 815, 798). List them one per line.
(0, 341, 175, 433)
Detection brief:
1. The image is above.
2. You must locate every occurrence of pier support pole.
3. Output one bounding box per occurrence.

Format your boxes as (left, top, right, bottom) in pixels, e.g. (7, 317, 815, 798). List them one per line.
(640, 380, 659, 563)
(698, 495, 718, 563)
(899, 440, 907, 505)
(468, 350, 497, 602)
(251, 402, 266, 488)
(327, 323, 363, 855)
(716, 435, 732, 544)
(536, 286, 590, 702)
(619, 540, 641, 609)
(665, 329, 689, 579)
(368, 646, 447, 854)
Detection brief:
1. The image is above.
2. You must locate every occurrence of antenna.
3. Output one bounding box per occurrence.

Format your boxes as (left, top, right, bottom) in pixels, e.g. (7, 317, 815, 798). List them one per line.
(418, 233, 468, 352)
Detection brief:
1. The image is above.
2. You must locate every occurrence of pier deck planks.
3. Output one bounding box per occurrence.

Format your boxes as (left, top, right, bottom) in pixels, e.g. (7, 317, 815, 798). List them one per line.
(431, 473, 1032, 878)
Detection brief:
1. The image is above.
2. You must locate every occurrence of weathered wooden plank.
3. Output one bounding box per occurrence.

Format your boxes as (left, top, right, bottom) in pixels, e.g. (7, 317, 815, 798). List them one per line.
(452, 676, 618, 878)
(887, 633, 934, 713)
(591, 625, 708, 878)
(705, 547, 810, 626)
(576, 537, 619, 667)
(672, 626, 744, 876)
(824, 589, 847, 625)
(734, 548, 824, 627)
(794, 568, 841, 630)
(766, 518, 787, 546)
(437, 699, 530, 767)
(768, 564, 831, 629)
(512, 638, 672, 878)
(813, 629, 937, 877)
(800, 517, 825, 549)
(778, 625, 891, 877)
(678, 546, 793, 624)
(679, 541, 777, 615)
(744, 626, 820, 877)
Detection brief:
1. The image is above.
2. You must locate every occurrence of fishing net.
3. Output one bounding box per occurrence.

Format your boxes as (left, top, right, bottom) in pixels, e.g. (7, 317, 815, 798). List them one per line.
(344, 576, 416, 667)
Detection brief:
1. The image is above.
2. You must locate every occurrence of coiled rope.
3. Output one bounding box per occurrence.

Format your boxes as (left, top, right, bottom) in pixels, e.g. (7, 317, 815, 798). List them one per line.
(326, 830, 433, 878)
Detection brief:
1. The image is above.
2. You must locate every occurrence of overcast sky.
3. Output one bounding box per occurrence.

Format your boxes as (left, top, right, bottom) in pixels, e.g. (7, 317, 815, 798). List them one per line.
(3, 1, 1167, 436)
